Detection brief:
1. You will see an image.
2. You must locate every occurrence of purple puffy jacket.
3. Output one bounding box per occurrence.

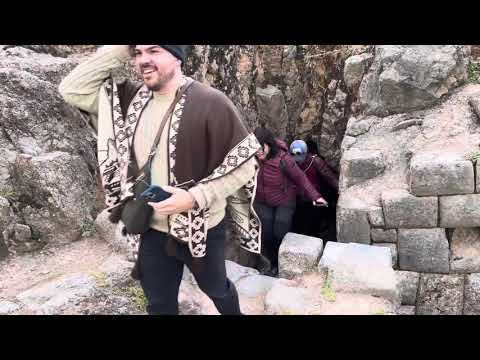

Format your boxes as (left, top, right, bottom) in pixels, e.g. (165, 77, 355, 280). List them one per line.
(255, 140, 322, 207)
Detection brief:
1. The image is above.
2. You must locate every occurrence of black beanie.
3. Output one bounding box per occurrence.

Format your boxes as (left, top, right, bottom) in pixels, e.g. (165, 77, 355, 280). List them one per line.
(160, 45, 187, 62)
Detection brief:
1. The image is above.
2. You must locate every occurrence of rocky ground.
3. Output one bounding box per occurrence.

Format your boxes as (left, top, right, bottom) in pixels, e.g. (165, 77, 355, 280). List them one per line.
(0, 229, 405, 316)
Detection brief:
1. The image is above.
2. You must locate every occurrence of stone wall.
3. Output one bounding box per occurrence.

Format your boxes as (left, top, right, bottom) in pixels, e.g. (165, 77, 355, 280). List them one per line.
(338, 45, 480, 314)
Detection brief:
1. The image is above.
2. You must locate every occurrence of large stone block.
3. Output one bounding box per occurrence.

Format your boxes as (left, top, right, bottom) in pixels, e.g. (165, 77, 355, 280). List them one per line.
(464, 273, 480, 315)
(395, 271, 420, 306)
(439, 194, 480, 227)
(340, 149, 385, 188)
(398, 228, 449, 273)
(368, 206, 385, 228)
(450, 228, 480, 273)
(278, 233, 324, 279)
(416, 274, 464, 315)
(371, 229, 397, 243)
(337, 195, 371, 244)
(410, 152, 474, 196)
(382, 189, 438, 228)
(320, 242, 399, 303)
(374, 243, 398, 269)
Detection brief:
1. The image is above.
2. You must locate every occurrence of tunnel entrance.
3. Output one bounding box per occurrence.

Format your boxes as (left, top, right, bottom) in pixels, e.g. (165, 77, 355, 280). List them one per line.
(291, 139, 339, 244)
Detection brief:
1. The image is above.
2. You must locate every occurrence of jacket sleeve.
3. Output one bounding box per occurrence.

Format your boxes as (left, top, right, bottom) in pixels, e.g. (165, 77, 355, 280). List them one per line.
(283, 155, 322, 201)
(314, 156, 339, 192)
(58, 45, 131, 129)
(189, 157, 257, 210)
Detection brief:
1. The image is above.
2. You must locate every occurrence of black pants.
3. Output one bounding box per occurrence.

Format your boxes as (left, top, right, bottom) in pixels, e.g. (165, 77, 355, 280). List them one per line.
(138, 220, 242, 315)
(254, 201, 296, 269)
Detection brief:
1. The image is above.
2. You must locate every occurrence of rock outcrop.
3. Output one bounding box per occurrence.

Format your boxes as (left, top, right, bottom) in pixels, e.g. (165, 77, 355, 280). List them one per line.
(0, 46, 98, 256)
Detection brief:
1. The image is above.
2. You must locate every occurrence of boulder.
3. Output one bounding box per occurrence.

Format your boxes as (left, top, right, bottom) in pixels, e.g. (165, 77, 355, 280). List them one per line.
(381, 189, 438, 228)
(336, 195, 371, 244)
(0, 48, 97, 253)
(395, 271, 420, 306)
(344, 53, 374, 91)
(397, 228, 449, 273)
(340, 149, 385, 188)
(416, 274, 465, 315)
(318, 241, 349, 271)
(278, 233, 324, 279)
(359, 45, 470, 116)
(449, 228, 480, 273)
(12, 152, 96, 246)
(464, 273, 480, 315)
(410, 152, 474, 196)
(371, 229, 397, 243)
(439, 194, 480, 227)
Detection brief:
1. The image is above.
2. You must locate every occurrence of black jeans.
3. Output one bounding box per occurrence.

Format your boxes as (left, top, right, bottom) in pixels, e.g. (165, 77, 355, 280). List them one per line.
(254, 201, 296, 269)
(138, 220, 242, 315)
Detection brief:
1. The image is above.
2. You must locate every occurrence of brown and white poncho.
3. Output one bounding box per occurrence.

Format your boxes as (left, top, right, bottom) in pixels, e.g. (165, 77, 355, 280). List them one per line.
(99, 76, 262, 262)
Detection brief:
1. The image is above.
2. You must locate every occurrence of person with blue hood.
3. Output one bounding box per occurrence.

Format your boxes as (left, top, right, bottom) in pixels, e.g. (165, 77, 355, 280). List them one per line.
(290, 139, 339, 239)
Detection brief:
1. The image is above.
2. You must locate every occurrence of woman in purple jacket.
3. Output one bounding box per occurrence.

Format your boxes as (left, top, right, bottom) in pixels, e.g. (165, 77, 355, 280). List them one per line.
(253, 127, 327, 276)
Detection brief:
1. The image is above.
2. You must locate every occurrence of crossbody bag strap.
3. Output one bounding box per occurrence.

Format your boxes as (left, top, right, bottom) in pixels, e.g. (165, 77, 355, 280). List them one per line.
(139, 78, 195, 178)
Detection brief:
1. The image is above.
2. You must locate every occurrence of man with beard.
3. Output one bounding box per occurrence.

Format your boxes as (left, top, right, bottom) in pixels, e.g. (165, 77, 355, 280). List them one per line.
(59, 45, 262, 315)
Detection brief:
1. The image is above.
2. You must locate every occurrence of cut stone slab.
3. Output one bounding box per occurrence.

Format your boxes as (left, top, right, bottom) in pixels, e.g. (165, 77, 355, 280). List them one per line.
(236, 275, 278, 298)
(226, 260, 259, 284)
(396, 306, 416, 315)
(341, 149, 386, 188)
(264, 280, 312, 315)
(397, 228, 449, 273)
(416, 274, 464, 315)
(0, 301, 21, 315)
(374, 243, 398, 269)
(318, 241, 349, 271)
(450, 228, 480, 273)
(464, 273, 480, 315)
(395, 271, 420, 306)
(368, 207, 385, 228)
(16, 273, 97, 315)
(371, 229, 397, 243)
(320, 242, 399, 303)
(410, 152, 475, 196)
(382, 189, 438, 228)
(278, 233, 324, 279)
(439, 194, 480, 227)
(337, 194, 371, 244)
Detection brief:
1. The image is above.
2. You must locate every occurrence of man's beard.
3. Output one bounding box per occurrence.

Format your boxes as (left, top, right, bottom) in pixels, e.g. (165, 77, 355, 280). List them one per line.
(144, 68, 176, 92)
